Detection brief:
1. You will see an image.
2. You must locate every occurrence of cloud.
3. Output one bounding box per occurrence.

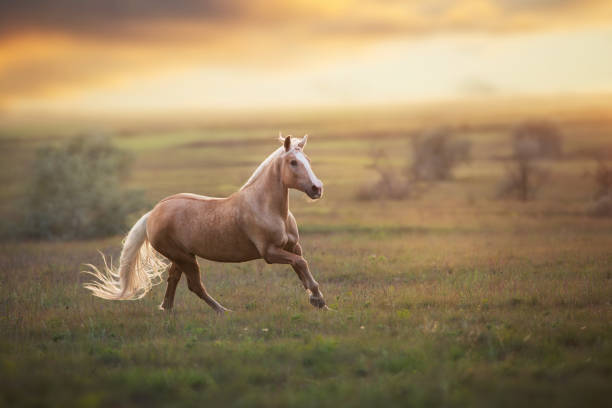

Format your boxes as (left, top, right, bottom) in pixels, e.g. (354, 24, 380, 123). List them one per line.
(459, 78, 498, 96)
(494, 0, 577, 11)
(1, 0, 610, 40)
(0, 0, 611, 111)
(0, 0, 240, 39)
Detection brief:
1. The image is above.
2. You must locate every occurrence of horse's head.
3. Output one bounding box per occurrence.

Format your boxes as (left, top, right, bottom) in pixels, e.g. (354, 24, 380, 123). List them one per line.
(280, 134, 323, 199)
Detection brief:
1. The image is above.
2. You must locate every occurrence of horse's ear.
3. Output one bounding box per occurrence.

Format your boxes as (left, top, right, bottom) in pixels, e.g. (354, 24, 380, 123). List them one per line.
(284, 135, 291, 152)
(298, 134, 308, 149)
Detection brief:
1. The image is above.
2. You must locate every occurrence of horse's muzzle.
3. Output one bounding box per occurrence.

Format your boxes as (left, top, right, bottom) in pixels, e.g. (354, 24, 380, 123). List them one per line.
(308, 184, 323, 199)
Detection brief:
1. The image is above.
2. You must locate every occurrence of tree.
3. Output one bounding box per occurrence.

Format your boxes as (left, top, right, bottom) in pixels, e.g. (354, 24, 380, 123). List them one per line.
(410, 128, 471, 181)
(513, 120, 562, 159)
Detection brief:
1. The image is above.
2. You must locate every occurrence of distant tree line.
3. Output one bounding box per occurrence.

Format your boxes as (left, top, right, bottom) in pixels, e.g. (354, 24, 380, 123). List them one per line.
(357, 119, 611, 216)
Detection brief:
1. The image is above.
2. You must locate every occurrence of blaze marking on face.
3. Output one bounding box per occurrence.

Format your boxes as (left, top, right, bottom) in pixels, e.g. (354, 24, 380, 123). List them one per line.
(295, 151, 321, 188)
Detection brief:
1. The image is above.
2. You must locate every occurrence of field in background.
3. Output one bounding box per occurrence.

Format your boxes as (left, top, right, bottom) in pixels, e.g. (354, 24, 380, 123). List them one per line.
(1, 101, 612, 407)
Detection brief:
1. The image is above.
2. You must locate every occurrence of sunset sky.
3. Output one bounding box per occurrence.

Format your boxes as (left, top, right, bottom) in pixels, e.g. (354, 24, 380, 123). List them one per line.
(1, 0, 611, 114)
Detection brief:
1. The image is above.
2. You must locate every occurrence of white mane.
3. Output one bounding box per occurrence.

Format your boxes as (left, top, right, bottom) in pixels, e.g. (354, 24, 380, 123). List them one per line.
(240, 146, 284, 190)
(240, 137, 303, 190)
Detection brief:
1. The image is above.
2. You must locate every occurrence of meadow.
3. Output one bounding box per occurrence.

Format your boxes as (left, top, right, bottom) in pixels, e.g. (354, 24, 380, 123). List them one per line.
(1, 102, 612, 407)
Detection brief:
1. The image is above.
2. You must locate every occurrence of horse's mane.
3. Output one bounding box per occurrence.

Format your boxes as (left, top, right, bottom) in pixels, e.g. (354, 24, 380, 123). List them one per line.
(240, 138, 301, 190)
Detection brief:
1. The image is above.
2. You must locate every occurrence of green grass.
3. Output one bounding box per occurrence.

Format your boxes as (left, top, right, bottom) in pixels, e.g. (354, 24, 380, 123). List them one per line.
(1, 110, 612, 407)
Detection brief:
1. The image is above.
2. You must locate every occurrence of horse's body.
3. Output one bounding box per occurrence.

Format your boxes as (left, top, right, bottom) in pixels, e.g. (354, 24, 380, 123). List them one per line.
(84, 135, 327, 312)
(149, 193, 265, 263)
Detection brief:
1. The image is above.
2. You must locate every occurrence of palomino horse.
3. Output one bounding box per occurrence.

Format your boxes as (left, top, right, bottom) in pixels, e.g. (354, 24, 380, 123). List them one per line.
(84, 135, 328, 312)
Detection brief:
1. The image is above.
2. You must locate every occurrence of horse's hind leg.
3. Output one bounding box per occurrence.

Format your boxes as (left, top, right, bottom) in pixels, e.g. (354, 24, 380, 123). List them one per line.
(159, 263, 182, 311)
(177, 256, 231, 314)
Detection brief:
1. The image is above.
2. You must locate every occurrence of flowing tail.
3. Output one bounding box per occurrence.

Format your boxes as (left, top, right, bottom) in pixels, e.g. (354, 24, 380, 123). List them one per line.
(83, 211, 167, 300)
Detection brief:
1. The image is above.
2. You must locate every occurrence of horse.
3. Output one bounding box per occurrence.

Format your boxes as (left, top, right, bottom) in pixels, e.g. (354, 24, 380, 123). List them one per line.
(84, 134, 328, 312)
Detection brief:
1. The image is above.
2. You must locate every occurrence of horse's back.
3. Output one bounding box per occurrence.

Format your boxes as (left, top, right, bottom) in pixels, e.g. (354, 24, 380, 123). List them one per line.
(147, 193, 261, 262)
(158, 193, 222, 204)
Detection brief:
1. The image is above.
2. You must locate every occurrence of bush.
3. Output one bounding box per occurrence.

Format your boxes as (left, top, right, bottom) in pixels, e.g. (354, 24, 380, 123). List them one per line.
(588, 194, 612, 217)
(356, 129, 471, 201)
(20, 135, 146, 240)
(587, 161, 612, 217)
(513, 120, 562, 159)
(356, 171, 413, 201)
(593, 160, 612, 199)
(410, 128, 471, 181)
(357, 149, 413, 200)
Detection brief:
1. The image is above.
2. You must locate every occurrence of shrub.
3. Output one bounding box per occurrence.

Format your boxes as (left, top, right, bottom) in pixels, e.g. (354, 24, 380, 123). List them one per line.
(410, 128, 471, 181)
(357, 149, 413, 200)
(357, 129, 471, 200)
(588, 194, 612, 217)
(21, 135, 146, 240)
(593, 160, 612, 199)
(587, 161, 612, 217)
(356, 171, 413, 201)
(513, 120, 562, 159)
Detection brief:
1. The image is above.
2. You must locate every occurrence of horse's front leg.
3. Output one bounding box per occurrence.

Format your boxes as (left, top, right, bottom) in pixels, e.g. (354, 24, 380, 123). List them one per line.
(286, 242, 307, 289)
(264, 245, 327, 309)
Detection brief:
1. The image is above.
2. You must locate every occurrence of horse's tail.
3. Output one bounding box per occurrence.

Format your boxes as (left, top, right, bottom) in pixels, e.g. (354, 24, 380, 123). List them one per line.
(83, 211, 167, 300)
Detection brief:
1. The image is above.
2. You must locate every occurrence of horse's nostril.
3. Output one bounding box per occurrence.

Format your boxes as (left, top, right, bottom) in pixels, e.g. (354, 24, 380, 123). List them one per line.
(312, 185, 320, 193)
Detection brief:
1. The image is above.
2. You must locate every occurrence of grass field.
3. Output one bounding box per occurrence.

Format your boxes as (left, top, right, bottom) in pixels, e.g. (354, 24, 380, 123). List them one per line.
(1, 104, 612, 407)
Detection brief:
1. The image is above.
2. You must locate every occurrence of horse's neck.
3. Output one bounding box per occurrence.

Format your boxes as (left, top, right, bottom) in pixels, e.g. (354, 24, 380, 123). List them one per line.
(244, 159, 289, 219)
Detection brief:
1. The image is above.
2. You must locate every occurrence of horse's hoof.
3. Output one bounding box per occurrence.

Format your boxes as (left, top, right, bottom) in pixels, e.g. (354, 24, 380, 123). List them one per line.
(215, 306, 233, 314)
(159, 304, 172, 311)
(309, 295, 326, 309)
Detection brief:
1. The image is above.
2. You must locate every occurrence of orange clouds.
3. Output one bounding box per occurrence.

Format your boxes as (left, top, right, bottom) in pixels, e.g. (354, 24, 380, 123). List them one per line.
(1, 0, 611, 113)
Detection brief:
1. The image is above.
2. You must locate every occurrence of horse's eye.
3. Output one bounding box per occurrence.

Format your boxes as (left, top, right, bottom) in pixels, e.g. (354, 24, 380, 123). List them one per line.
(290, 160, 298, 166)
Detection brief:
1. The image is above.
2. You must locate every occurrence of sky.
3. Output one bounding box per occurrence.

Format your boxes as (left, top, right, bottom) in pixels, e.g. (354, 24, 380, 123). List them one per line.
(1, 0, 611, 114)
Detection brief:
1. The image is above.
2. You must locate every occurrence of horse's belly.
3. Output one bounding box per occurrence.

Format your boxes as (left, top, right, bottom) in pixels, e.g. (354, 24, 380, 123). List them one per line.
(190, 228, 261, 263)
